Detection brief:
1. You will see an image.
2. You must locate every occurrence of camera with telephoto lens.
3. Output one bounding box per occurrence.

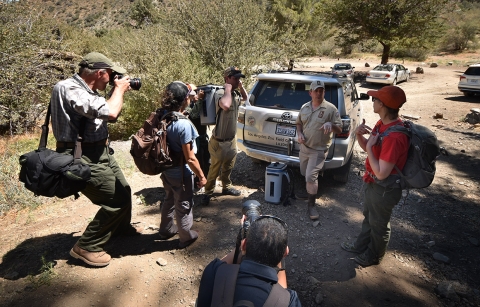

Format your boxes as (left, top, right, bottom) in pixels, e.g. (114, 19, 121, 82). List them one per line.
(232, 200, 262, 264)
(240, 200, 262, 240)
(109, 72, 142, 91)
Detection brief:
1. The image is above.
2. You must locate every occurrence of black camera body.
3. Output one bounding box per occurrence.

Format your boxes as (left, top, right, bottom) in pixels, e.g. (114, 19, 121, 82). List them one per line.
(109, 72, 142, 91)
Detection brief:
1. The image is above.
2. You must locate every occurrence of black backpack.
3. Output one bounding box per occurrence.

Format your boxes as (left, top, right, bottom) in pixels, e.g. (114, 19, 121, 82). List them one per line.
(375, 120, 441, 189)
(210, 263, 290, 307)
(130, 110, 186, 175)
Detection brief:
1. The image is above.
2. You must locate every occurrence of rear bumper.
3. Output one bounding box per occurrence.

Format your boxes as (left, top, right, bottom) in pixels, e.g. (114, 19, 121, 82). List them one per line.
(366, 77, 392, 84)
(458, 85, 480, 93)
(237, 139, 348, 170)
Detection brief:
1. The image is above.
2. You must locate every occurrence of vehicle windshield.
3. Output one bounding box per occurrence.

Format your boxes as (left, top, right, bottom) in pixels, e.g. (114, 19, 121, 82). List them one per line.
(465, 67, 480, 75)
(373, 64, 394, 71)
(334, 64, 351, 70)
(250, 81, 339, 110)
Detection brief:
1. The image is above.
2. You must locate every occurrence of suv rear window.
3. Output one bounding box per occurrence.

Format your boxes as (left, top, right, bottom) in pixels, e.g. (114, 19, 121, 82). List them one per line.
(251, 81, 339, 110)
(465, 67, 480, 75)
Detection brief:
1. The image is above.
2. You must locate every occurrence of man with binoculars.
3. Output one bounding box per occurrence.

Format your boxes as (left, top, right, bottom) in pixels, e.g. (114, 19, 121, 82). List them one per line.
(196, 200, 302, 306)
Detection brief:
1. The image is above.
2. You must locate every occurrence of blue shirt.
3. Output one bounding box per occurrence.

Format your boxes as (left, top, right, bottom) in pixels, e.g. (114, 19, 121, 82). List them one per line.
(162, 112, 198, 178)
(197, 258, 302, 307)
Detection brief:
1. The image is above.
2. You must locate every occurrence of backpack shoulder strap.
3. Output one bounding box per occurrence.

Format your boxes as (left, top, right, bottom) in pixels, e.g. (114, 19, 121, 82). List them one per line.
(211, 263, 240, 307)
(263, 283, 291, 307)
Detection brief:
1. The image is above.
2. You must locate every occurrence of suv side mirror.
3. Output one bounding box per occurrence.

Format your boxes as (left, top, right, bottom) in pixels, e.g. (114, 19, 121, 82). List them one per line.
(359, 93, 370, 100)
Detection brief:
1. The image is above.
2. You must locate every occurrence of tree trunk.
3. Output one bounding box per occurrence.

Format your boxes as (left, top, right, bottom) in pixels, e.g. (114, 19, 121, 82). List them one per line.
(381, 44, 390, 64)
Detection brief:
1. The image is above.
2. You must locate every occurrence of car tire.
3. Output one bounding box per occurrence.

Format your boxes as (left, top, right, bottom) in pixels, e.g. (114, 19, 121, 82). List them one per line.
(333, 154, 353, 183)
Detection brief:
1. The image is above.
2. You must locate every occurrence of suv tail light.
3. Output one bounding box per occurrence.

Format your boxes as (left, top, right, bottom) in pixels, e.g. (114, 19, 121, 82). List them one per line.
(336, 117, 351, 138)
(460, 75, 466, 81)
(385, 74, 391, 78)
(238, 109, 245, 124)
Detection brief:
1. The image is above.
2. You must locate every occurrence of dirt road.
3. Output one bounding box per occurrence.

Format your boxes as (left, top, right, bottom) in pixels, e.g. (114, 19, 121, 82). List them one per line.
(1, 57, 479, 307)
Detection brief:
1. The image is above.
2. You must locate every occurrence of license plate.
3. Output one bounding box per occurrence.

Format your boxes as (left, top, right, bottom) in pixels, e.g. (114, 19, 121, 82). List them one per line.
(468, 79, 478, 83)
(275, 124, 296, 137)
(374, 74, 381, 78)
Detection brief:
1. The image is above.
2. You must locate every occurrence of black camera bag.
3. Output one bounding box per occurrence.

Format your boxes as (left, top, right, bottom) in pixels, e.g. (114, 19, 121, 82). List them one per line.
(19, 104, 91, 199)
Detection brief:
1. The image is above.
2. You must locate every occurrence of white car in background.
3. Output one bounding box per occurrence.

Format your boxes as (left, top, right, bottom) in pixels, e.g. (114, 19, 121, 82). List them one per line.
(331, 63, 355, 78)
(366, 64, 410, 85)
(458, 63, 480, 97)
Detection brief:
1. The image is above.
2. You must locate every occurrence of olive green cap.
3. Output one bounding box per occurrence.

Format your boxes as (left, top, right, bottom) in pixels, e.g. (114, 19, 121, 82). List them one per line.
(79, 52, 126, 74)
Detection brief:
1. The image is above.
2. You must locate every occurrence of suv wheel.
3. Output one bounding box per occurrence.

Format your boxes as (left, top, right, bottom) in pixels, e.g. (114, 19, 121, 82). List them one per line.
(333, 154, 353, 183)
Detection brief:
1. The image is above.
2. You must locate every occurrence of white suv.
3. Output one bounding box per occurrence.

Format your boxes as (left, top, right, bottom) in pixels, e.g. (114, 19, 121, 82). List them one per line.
(458, 64, 480, 97)
(237, 70, 367, 183)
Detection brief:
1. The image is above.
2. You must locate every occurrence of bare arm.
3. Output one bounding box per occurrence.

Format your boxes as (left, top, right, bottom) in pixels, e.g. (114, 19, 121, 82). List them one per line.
(219, 83, 233, 111)
(107, 75, 131, 120)
(355, 119, 372, 152)
(296, 123, 305, 144)
(182, 142, 206, 188)
(365, 134, 396, 180)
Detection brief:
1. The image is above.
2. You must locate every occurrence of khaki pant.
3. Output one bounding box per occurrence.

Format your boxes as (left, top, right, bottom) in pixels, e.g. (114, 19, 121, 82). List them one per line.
(58, 145, 132, 252)
(299, 144, 327, 195)
(204, 137, 237, 195)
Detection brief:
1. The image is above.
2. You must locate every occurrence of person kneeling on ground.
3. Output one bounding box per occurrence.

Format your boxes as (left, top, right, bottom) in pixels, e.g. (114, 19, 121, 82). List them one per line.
(196, 215, 302, 306)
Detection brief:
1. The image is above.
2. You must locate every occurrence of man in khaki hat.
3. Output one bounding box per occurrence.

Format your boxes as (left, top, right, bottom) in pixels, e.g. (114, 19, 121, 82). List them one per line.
(201, 66, 248, 206)
(296, 80, 342, 220)
(50, 52, 141, 267)
(341, 85, 409, 267)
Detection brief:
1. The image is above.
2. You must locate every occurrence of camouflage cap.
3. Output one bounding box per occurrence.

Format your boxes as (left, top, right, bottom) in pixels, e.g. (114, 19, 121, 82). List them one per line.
(223, 66, 245, 78)
(79, 52, 126, 74)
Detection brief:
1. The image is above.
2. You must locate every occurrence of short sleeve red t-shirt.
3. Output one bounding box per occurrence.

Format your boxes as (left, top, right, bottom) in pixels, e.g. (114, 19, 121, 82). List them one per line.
(363, 119, 409, 183)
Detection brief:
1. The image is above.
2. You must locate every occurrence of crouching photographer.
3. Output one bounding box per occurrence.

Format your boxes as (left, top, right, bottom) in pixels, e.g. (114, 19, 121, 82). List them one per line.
(196, 200, 302, 307)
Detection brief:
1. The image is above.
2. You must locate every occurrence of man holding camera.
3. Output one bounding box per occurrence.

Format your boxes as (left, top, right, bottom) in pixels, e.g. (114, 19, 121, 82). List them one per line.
(51, 52, 141, 267)
(200, 66, 248, 206)
(296, 80, 342, 220)
(197, 201, 301, 306)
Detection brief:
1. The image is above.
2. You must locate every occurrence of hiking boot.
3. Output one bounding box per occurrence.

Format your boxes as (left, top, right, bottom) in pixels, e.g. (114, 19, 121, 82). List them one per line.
(295, 190, 309, 200)
(308, 194, 319, 220)
(354, 251, 380, 267)
(340, 242, 362, 254)
(201, 194, 211, 206)
(222, 187, 241, 196)
(178, 231, 198, 249)
(69, 244, 111, 267)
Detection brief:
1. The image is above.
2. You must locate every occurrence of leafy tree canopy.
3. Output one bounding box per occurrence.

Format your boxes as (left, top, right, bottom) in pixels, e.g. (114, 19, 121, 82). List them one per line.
(317, 0, 453, 63)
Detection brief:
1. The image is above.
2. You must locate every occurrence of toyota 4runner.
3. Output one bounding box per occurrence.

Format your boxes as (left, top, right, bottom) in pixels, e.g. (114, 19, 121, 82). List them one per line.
(237, 70, 367, 183)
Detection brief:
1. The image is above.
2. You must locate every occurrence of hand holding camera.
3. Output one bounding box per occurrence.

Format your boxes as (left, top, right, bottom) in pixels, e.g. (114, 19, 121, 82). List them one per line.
(109, 72, 142, 91)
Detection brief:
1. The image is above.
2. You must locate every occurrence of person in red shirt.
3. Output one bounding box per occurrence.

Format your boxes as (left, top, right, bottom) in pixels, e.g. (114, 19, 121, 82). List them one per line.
(341, 86, 409, 267)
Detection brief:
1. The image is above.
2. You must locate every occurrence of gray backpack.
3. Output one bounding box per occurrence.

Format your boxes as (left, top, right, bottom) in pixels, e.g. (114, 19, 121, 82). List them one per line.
(375, 120, 440, 189)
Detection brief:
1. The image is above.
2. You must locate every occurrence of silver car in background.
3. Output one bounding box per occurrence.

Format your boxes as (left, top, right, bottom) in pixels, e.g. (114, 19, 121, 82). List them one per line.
(331, 63, 355, 78)
(236, 71, 367, 183)
(366, 64, 410, 85)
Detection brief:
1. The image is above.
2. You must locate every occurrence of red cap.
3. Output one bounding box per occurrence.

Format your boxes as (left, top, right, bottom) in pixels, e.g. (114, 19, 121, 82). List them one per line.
(367, 86, 406, 109)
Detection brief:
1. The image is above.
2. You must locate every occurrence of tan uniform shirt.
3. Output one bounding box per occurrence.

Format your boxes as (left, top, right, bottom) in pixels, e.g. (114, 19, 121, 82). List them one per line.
(212, 88, 241, 139)
(296, 99, 342, 151)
